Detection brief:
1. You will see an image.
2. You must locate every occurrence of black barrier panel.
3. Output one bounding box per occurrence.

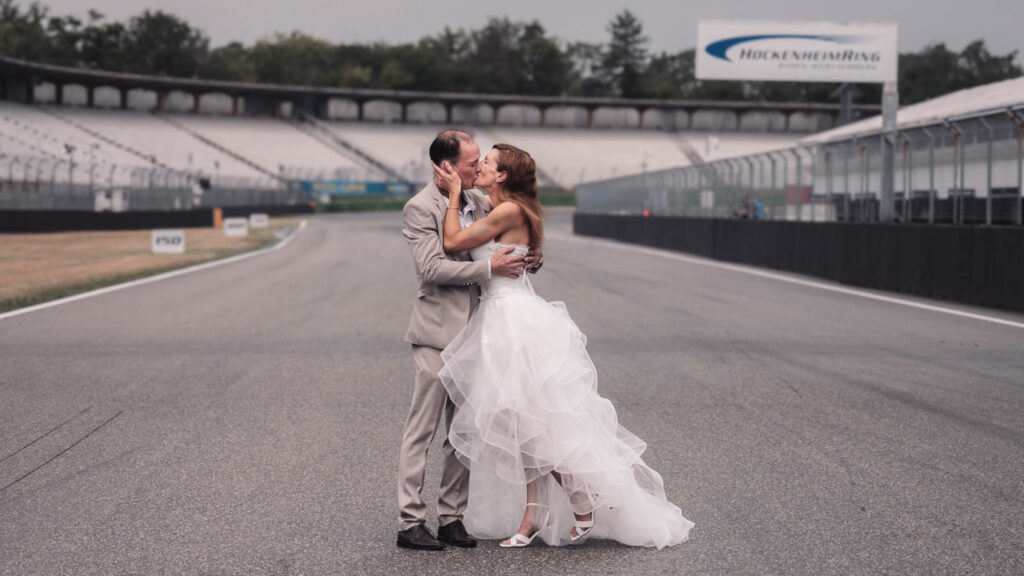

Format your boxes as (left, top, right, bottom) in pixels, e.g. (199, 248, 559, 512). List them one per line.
(0, 209, 214, 233)
(573, 214, 1024, 313)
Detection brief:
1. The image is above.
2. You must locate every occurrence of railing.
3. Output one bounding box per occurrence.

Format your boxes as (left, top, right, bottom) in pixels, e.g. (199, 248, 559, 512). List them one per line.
(577, 106, 1024, 226)
(0, 156, 313, 211)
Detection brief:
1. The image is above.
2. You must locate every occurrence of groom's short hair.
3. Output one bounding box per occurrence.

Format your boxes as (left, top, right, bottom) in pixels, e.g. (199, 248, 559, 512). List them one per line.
(429, 129, 474, 166)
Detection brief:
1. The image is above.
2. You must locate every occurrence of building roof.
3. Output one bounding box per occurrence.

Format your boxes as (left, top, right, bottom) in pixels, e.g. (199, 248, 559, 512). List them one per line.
(801, 76, 1024, 144)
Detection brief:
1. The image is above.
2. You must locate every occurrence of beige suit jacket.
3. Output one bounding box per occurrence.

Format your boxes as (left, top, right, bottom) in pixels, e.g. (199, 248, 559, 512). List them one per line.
(403, 182, 492, 350)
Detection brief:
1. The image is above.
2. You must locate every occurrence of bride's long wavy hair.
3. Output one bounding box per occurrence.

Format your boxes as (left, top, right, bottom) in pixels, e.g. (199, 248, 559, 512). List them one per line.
(491, 143, 544, 250)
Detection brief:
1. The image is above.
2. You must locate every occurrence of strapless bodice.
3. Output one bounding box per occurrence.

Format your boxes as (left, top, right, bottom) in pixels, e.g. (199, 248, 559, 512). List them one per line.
(471, 240, 532, 299)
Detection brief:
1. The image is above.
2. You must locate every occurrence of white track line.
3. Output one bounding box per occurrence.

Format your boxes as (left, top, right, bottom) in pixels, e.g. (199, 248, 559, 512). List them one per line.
(1, 220, 308, 321)
(555, 230, 1024, 331)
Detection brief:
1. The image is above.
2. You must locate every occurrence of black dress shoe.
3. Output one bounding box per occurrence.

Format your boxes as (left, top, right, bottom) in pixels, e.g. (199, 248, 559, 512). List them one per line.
(437, 520, 477, 548)
(397, 524, 446, 551)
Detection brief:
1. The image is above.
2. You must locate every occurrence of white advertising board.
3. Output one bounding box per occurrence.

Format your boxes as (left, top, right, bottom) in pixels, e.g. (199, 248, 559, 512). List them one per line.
(696, 21, 898, 83)
(223, 217, 249, 237)
(249, 213, 269, 228)
(151, 229, 185, 254)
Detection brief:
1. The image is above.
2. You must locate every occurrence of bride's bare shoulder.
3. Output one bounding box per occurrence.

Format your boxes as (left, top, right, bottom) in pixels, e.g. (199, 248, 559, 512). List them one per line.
(488, 200, 526, 221)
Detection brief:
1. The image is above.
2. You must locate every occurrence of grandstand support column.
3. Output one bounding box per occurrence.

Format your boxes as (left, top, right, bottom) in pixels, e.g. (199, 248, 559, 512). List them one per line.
(155, 91, 165, 113)
(55, 83, 64, 105)
(539, 106, 547, 127)
(192, 93, 201, 114)
(314, 97, 330, 119)
(636, 107, 648, 130)
(444, 103, 454, 124)
(231, 95, 240, 116)
(585, 106, 596, 129)
(784, 112, 792, 133)
(356, 100, 365, 122)
(119, 88, 128, 110)
(399, 102, 408, 123)
(491, 105, 501, 126)
(86, 86, 94, 108)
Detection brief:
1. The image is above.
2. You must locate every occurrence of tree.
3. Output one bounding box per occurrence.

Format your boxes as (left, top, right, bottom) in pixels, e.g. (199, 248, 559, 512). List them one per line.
(598, 10, 648, 97)
(897, 41, 1021, 104)
(249, 33, 339, 85)
(518, 22, 569, 95)
(644, 51, 692, 99)
(565, 42, 607, 96)
(125, 10, 208, 77)
(201, 41, 254, 82)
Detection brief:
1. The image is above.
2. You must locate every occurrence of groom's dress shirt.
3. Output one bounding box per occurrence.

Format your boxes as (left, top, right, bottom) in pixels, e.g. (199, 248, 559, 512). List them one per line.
(459, 195, 490, 279)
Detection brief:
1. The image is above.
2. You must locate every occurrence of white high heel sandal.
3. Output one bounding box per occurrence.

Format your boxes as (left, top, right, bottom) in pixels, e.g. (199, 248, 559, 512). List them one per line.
(570, 511, 595, 542)
(500, 503, 549, 548)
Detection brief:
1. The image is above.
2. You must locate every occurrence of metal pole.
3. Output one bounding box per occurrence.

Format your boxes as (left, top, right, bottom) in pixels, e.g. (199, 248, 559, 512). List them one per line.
(898, 131, 911, 222)
(757, 154, 765, 191)
(24, 157, 35, 195)
(824, 147, 832, 220)
(880, 81, 899, 223)
(921, 127, 935, 223)
(1010, 107, 1024, 227)
(977, 117, 994, 226)
(50, 160, 61, 195)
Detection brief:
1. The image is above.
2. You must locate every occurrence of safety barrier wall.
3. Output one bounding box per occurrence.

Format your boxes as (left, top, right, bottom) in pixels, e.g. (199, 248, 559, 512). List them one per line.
(574, 213, 1024, 312)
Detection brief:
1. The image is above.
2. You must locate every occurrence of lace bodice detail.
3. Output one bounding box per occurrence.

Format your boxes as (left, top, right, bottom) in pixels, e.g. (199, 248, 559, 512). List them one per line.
(471, 240, 531, 299)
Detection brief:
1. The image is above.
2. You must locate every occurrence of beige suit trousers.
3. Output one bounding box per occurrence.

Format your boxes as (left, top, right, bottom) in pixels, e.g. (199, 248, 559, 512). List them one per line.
(397, 344, 470, 530)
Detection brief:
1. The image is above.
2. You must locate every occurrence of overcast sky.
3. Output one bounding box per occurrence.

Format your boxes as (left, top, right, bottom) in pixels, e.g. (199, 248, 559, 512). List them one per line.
(38, 0, 1024, 59)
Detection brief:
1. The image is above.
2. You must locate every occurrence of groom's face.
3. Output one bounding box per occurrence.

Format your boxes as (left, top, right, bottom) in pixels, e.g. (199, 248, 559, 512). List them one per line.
(452, 140, 481, 191)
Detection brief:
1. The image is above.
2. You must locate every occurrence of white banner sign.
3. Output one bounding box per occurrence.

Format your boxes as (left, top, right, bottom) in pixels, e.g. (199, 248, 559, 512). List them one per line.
(249, 213, 269, 228)
(696, 21, 898, 83)
(151, 229, 185, 254)
(223, 218, 249, 237)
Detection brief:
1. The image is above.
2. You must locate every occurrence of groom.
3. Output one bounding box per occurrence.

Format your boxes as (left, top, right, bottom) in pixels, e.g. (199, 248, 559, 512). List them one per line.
(397, 129, 541, 551)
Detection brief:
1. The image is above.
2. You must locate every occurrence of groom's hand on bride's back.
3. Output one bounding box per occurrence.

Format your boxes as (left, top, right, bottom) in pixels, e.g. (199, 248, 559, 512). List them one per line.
(525, 249, 543, 274)
(491, 246, 526, 279)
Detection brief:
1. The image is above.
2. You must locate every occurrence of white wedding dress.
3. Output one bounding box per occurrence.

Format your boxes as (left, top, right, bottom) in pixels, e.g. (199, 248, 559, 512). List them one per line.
(439, 240, 694, 548)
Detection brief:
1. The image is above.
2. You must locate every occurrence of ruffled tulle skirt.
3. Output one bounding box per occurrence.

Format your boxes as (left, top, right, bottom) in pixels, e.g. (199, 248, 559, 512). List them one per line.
(439, 280, 693, 548)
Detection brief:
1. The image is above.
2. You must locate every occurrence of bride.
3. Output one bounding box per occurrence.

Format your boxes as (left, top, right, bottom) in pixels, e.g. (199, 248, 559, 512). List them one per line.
(433, 143, 693, 549)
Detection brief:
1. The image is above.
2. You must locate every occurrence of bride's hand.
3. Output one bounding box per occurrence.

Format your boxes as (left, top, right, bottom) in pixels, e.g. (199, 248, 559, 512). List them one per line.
(432, 161, 461, 194)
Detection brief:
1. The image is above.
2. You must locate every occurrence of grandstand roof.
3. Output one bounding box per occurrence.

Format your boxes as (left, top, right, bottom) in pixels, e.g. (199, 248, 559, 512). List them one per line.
(0, 55, 879, 117)
(801, 76, 1024, 144)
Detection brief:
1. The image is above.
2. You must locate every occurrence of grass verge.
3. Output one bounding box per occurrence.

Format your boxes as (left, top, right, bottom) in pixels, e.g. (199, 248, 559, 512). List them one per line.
(1, 253, 238, 314)
(0, 219, 298, 315)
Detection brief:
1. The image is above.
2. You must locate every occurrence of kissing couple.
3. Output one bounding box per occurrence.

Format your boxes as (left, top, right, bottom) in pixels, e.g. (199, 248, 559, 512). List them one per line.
(396, 129, 693, 550)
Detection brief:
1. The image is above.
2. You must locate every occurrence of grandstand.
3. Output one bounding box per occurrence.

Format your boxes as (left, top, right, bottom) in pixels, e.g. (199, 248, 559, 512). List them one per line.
(0, 55, 836, 215)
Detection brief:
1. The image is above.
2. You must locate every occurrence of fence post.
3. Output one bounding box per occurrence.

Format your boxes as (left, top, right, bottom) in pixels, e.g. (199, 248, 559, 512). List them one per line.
(922, 127, 936, 223)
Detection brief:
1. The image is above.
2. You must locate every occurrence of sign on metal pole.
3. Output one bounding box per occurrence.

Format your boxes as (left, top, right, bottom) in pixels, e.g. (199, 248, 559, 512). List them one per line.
(696, 21, 898, 83)
(151, 229, 185, 254)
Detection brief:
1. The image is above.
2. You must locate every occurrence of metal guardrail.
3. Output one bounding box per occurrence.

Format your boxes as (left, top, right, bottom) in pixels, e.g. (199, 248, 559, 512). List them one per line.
(0, 156, 313, 211)
(577, 107, 1024, 226)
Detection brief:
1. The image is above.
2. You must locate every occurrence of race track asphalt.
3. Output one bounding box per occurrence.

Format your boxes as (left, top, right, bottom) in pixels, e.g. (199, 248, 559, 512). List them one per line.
(2, 209, 1023, 575)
